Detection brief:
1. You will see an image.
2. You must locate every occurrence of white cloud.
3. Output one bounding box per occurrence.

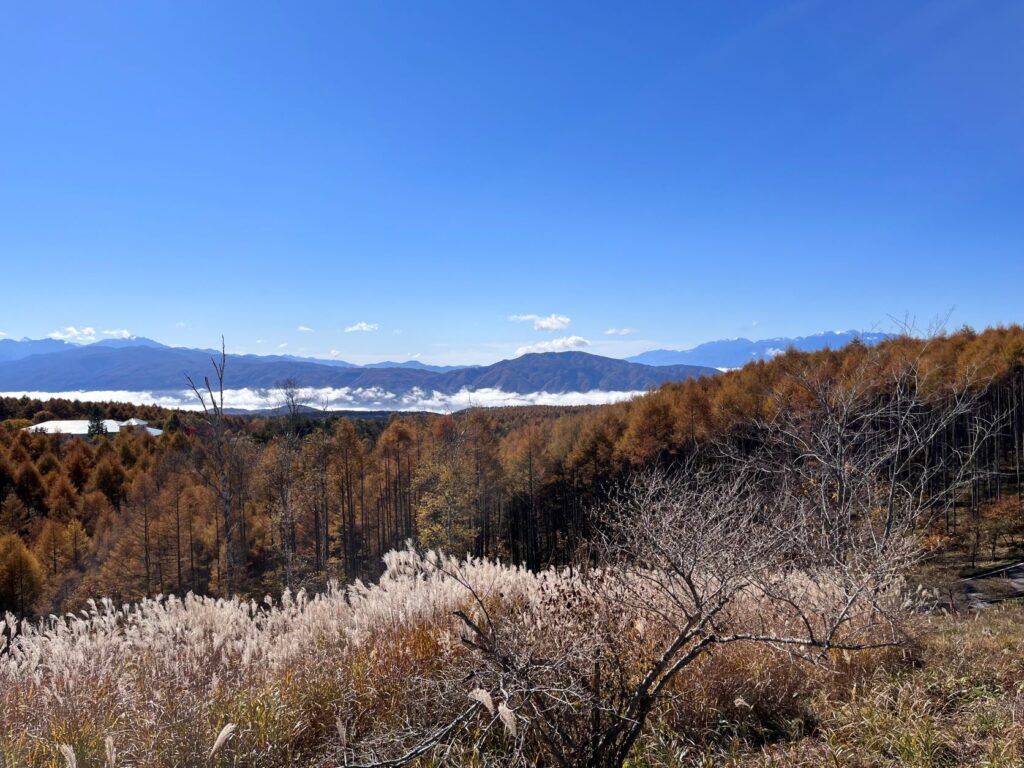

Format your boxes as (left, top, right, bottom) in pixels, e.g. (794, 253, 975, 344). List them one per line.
(604, 327, 635, 336)
(329, 349, 344, 358)
(278, 343, 288, 349)
(175, 321, 187, 328)
(0, 331, 6, 337)
(49, 326, 98, 342)
(48, 326, 130, 342)
(516, 335, 590, 355)
(345, 321, 379, 333)
(0, 386, 644, 413)
(297, 325, 313, 332)
(509, 313, 571, 331)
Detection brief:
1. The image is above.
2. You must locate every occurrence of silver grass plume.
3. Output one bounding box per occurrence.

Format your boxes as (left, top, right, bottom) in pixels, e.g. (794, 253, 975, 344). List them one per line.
(469, 688, 495, 715)
(498, 702, 517, 738)
(57, 745, 76, 768)
(209, 723, 237, 759)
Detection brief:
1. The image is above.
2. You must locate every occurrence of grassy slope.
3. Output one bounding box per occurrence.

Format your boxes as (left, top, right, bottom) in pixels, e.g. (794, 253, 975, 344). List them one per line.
(699, 603, 1024, 768)
(3, 548, 1023, 767)
(670, 540, 1024, 768)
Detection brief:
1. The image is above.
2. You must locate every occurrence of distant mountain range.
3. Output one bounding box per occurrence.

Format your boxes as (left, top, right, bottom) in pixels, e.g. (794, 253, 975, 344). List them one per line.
(361, 360, 471, 373)
(0, 338, 77, 362)
(0, 337, 467, 373)
(0, 330, 889, 410)
(626, 330, 892, 369)
(0, 337, 715, 398)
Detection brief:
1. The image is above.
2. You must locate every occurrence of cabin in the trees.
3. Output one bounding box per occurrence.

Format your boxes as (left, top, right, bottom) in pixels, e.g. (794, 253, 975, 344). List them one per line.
(24, 418, 163, 438)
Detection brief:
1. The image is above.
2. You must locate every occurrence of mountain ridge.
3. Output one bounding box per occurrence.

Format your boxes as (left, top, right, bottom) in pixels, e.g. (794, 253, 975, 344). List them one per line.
(627, 330, 892, 368)
(0, 342, 716, 396)
(0, 330, 888, 399)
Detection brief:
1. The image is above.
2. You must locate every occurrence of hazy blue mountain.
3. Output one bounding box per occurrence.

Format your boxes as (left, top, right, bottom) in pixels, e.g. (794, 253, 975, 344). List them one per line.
(0, 335, 166, 361)
(0, 338, 75, 362)
(441, 352, 715, 393)
(627, 330, 892, 369)
(0, 338, 356, 369)
(0, 344, 437, 392)
(0, 337, 476, 372)
(0, 343, 714, 395)
(256, 353, 358, 368)
(0, 331, 890, 398)
(362, 360, 471, 373)
(90, 336, 169, 349)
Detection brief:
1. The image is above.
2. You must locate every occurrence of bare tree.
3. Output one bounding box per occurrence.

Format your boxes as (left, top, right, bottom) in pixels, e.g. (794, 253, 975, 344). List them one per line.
(186, 337, 240, 595)
(274, 377, 310, 432)
(300, 427, 333, 577)
(266, 378, 314, 587)
(353, 346, 995, 768)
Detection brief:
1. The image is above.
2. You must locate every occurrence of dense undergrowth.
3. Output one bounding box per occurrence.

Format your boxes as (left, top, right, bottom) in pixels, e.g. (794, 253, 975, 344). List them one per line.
(700, 603, 1024, 768)
(3, 544, 1021, 768)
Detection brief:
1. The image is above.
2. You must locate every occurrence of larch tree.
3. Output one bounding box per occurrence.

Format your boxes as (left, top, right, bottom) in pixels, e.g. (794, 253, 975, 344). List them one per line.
(0, 494, 29, 537)
(45, 473, 78, 522)
(0, 533, 44, 615)
(0, 455, 16, 501)
(88, 458, 128, 511)
(415, 416, 476, 556)
(257, 437, 300, 590)
(13, 461, 46, 513)
(331, 419, 368, 580)
(65, 518, 90, 569)
(33, 518, 69, 577)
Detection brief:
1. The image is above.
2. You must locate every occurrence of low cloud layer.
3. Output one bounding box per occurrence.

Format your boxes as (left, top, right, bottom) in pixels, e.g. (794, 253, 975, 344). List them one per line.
(604, 327, 635, 336)
(1, 386, 644, 413)
(516, 335, 589, 355)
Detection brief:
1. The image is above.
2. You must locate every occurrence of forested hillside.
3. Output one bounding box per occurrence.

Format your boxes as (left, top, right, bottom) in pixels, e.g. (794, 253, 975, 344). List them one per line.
(2, 325, 1023, 617)
(4, 324, 1024, 767)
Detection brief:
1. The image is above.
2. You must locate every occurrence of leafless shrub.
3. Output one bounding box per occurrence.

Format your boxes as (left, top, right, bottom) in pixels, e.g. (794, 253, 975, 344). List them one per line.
(373, 347, 997, 768)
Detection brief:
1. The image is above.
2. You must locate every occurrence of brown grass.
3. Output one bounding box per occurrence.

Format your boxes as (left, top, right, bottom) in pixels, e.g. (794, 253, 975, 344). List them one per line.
(3, 552, 1023, 767)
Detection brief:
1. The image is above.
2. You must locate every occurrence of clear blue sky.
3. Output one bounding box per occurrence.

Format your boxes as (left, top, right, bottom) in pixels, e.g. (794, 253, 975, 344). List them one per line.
(1, 2, 1022, 364)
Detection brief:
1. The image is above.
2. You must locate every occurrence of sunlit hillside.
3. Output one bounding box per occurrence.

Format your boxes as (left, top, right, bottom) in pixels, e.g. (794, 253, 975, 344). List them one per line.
(4, 327, 1024, 765)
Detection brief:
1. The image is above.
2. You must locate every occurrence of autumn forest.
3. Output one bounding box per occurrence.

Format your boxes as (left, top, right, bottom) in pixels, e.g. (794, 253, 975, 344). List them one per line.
(2, 325, 1024, 619)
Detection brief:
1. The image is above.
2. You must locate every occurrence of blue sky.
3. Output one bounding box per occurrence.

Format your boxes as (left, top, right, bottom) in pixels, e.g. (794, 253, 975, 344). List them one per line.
(1, 1, 1022, 365)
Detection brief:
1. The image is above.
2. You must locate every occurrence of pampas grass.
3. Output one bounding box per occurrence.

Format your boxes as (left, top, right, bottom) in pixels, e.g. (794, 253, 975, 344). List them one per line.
(209, 723, 236, 758)
(104, 736, 116, 768)
(469, 688, 495, 715)
(498, 702, 518, 738)
(0, 546, 934, 767)
(58, 744, 77, 768)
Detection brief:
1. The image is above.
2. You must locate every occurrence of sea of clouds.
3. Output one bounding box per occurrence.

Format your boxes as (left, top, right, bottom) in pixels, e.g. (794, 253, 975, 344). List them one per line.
(0, 386, 645, 413)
